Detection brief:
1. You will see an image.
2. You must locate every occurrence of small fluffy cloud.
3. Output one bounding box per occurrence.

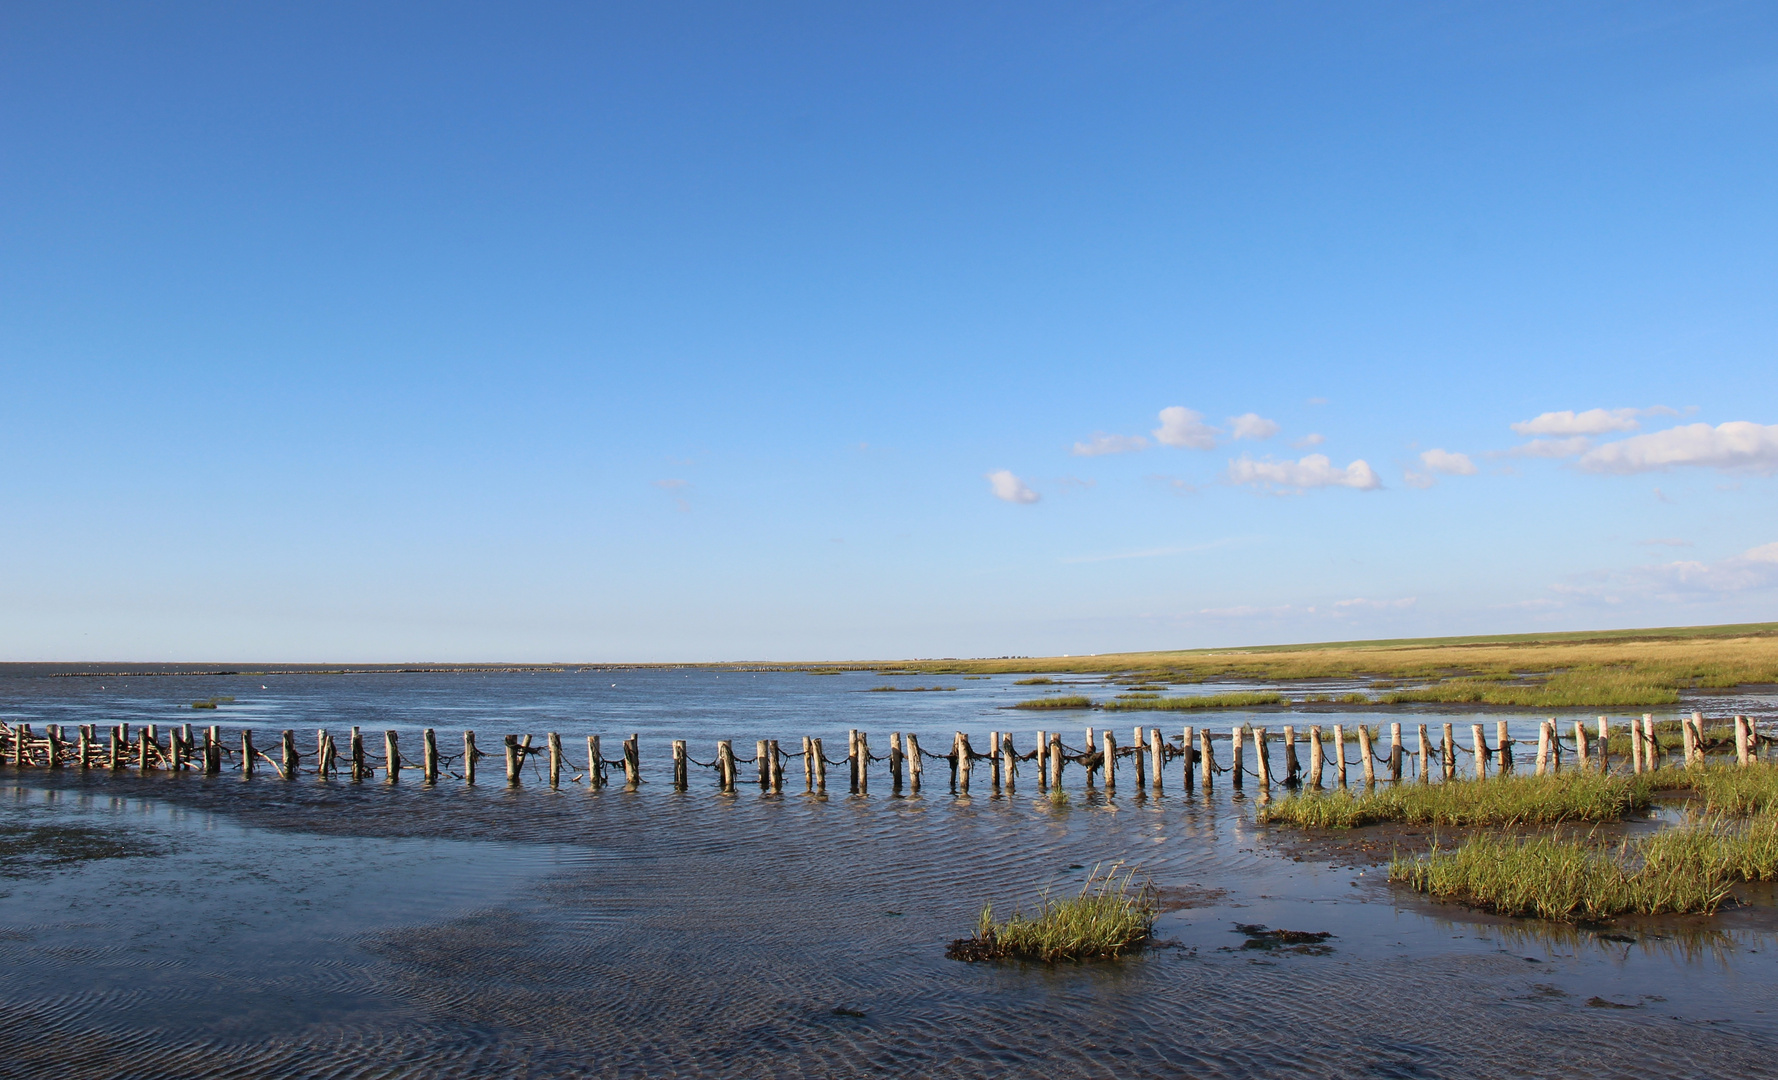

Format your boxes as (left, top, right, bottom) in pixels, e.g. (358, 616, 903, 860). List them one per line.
(1153, 406, 1218, 450)
(1292, 433, 1325, 449)
(1071, 432, 1150, 456)
(985, 469, 1040, 504)
(1226, 413, 1280, 440)
(1507, 436, 1593, 459)
(1228, 454, 1381, 493)
(1578, 422, 1778, 475)
(1406, 448, 1478, 487)
(1511, 408, 1644, 436)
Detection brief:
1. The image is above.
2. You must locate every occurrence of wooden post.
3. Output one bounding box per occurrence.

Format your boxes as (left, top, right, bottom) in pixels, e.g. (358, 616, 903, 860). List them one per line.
(623, 734, 640, 787)
(1230, 726, 1244, 790)
(813, 737, 827, 792)
(1199, 728, 1215, 787)
(1414, 724, 1428, 783)
(1357, 725, 1375, 784)
(1183, 725, 1196, 791)
(585, 734, 599, 788)
(1050, 731, 1065, 790)
(241, 729, 255, 777)
(208, 725, 222, 773)
(1388, 723, 1402, 782)
(1471, 723, 1487, 780)
(179, 723, 193, 769)
(140, 725, 153, 771)
(79, 725, 92, 771)
(319, 731, 336, 777)
(803, 736, 815, 792)
(547, 732, 563, 788)
(758, 739, 772, 790)
(1150, 728, 1164, 793)
(1282, 725, 1299, 786)
(1497, 720, 1513, 774)
(770, 739, 784, 792)
(1084, 727, 1097, 788)
(1035, 729, 1048, 792)
(848, 730, 860, 793)
(1252, 727, 1270, 789)
(889, 732, 903, 792)
(1736, 716, 1752, 767)
(1308, 726, 1324, 788)
(1129, 727, 1144, 790)
(856, 731, 869, 794)
(1643, 714, 1658, 770)
(1536, 721, 1551, 776)
(907, 733, 922, 790)
(1630, 715, 1644, 773)
(504, 734, 520, 785)
(279, 729, 297, 780)
(109, 726, 122, 770)
(1597, 716, 1610, 773)
(1102, 729, 1117, 792)
(422, 729, 438, 783)
(957, 732, 973, 792)
(351, 727, 366, 781)
(463, 731, 478, 785)
(45, 726, 62, 770)
(1573, 720, 1590, 771)
(382, 730, 398, 782)
(1332, 724, 1346, 786)
(990, 730, 1002, 790)
(1002, 733, 1015, 792)
(673, 739, 688, 789)
(717, 740, 735, 792)
(1548, 717, 1562, 773)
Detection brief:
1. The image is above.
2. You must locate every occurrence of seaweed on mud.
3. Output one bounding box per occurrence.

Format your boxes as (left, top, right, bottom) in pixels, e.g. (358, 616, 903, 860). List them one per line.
(0, 824, 159, 877)
(1231, 923, 1335, 956)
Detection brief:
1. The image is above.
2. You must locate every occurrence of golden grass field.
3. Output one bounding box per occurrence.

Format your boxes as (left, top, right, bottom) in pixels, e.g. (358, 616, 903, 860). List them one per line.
(855, 622, 1778, 708)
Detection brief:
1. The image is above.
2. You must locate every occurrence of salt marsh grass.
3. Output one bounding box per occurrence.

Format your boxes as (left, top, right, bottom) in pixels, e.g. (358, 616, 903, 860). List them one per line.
(1260, 772, 1651, 828)
(948, 864, 1155, 962)
(1100, 691, 1284, 711)
(1012, 695, 1093, 710)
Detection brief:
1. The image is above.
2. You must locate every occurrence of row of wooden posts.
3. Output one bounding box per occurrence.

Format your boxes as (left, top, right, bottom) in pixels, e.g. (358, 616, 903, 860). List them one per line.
(0, 711, 1764, 793)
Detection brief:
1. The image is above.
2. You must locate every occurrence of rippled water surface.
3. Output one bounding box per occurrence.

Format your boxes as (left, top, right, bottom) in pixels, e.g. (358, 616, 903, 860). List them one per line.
(1, 667, 1775, 1079)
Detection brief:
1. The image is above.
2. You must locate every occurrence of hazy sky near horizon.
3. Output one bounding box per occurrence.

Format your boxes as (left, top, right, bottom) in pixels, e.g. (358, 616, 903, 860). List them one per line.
(3, 2, 1776, 662)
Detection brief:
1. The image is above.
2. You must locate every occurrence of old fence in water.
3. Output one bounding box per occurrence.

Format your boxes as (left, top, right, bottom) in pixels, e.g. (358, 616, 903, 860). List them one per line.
(0, 711, 1770, 795)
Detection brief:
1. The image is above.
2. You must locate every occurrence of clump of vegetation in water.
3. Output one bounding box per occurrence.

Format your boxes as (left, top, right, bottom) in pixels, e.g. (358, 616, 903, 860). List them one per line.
(1390, 814, 1778, 920)
(867, 685, 957, 692)
(948, 864, 1154, 962)
(1260, 772, 1654, 828)
(1100, 691, 1284, 712)
(1013, 676, 1056, 685)
(1012, 695, 1094, 710)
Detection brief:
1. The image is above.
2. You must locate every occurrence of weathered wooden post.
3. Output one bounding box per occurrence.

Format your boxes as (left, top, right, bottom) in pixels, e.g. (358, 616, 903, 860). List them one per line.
(1281, 725, 1299, 786)
(1440, 723, 1455, 780)
(907, 733, 922, 790)
(78, 725, 92, 771)
(1497, 720, 1513, 774)
(1102, 729, 1117, 792)
(802, 736, 815, 792)
(384, 731, 400, 782)
(1573, 721, 1590, 771)
(351, 728, 366, 781)
(889, 732, 903, 792)
(1536, 721, 1552, 776)
(769, 739, 784, 792)
(584, 734, 599, 788)
(1388, 723, 1402, 782)
(315, 730, 329, 776)
(319, 730, 337, 777)
(672, 739, 688, 789)
(717, 739, 736, 792)
(1331, 724, 1346, 786)
(1050, 731, 1065, 790)
(1183, 725, 1197, 791)
(1736, 716, 1752, 767)
(856, 731, 869, 793)
(1597, 716, 1611, 773)
(279, 730, 297, 780)
(109, 726, 123, 770)
(241, 729, 255, 777)
(547, 732, 563, 787)
(758, 739, 772, 790)
(623, 734, 640, 787)
(1002, 733, 1016, 792)
(1472, 723, 1487, 780)
(504, 734, 521, 785)
(1415, 725, 1429, 783)
(1149, 729, 1164, 793)
(1230, 725, 1244, 790)
(812, 737, 827, 792)
(44, 726, 62, 770)
(957, 732, 973, 792)
(464, 731, 479, 785)
(1642, 714, 1659, 770)
(1084, 727, 1097, 788)
(139, 725, 153, 772)
(422, 729, 438, 783)
(180, 724, 194, 768)
(1308, 725, 1324, 788)
(1252, 727, 1271, 789)
(1199, 728, 1215, 787)
(990, 730, 1003, 790)
(1357, 725, 1375, 784)
(1035, 729, 1048, 792)
(1630, 716, 1644, 773)
(1129, 727, 1144, 790)
(1549, 717, 1563, 773)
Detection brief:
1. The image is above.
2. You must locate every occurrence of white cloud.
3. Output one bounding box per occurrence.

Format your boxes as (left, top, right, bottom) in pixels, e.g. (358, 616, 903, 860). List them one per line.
(1071, 432, 1150, 456)
(1579, 422, 1778, 475)
(1640, 541, 1778, 595)
(1228, 453, 1381, 493)
(985, 469, 1040, 504)
(1292, 433, 1325, 449)
(1420, 449, 1477, 476)
(1506, 436, 1593, 458)
(1511, 408, 1644, 436)
(1227, 413, 1280, 440)
(1152, 406, 1218, 450)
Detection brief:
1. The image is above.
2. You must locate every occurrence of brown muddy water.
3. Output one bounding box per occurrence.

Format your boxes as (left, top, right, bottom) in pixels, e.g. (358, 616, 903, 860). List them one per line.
(1, 666, 1775, 1078)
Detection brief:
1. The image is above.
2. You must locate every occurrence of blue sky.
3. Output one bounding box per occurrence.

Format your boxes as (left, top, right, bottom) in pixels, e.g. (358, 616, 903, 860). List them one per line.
(2, 2, 1775, 662)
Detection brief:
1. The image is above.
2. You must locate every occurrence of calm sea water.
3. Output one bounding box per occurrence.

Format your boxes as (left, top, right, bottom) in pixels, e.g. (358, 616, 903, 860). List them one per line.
(1, 666, 1774, 1079)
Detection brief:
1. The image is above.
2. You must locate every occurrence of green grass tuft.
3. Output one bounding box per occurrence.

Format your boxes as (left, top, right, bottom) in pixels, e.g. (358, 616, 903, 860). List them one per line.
(1012, 695, 1094, 709)
(948, 864, 1155, 962)
(1013, 677, 1057, 685)
(1100, 691, 1284, 712)
(1260, 771, 1653, 828)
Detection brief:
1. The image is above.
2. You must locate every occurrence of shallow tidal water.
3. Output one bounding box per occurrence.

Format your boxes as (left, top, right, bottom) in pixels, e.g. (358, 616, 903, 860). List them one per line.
(1, 667, 1775, 1079)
